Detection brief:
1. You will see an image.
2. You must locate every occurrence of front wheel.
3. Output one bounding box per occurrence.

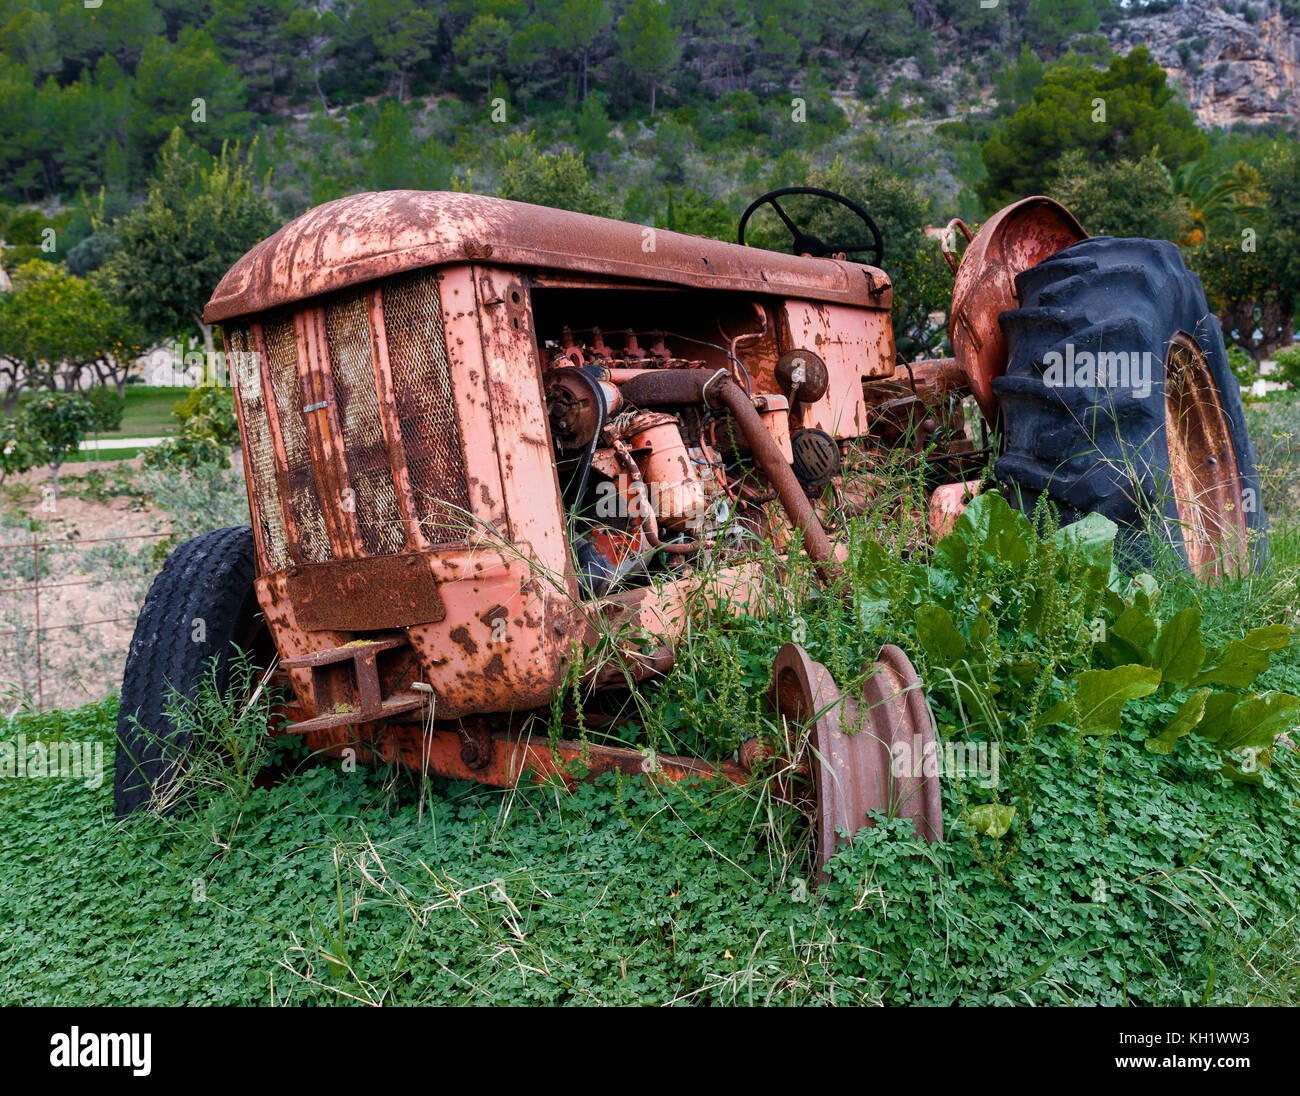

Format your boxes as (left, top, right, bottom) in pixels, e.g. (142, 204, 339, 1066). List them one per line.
(114, 526, 266, 816)
(994, 236, 1266, 576)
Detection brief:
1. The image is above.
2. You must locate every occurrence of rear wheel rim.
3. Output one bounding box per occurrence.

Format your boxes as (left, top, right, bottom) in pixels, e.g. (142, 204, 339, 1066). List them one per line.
(1163, 333, 1248, 577)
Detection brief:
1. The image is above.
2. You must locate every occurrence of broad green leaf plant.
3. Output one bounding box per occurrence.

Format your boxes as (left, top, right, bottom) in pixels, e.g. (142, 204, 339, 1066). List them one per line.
(877, 491, 1296, 876)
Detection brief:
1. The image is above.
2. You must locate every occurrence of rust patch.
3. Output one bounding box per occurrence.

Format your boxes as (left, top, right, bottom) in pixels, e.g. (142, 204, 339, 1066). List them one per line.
(1164, 332, 1250, 577)
(478, 604, 509, 629)
(288, 553, 446, 631)
(449, 625, 478, 656)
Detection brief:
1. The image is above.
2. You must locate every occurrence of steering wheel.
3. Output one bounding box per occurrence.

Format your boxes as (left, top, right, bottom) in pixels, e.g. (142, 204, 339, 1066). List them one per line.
(737, 186, 884, 267)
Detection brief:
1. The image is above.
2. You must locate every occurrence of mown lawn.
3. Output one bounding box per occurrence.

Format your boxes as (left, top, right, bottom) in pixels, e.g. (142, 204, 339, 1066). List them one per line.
(11, 385, 187, 440)
(61, 445, 151, 465)
(97, 386, 189, 439)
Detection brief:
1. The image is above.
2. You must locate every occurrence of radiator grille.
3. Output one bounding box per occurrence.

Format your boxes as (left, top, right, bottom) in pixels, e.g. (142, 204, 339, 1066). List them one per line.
(324, 291, 406, 555)
(262, 314, 333, 564)
(229, 325, 289, 571)
(381, 272, 472, 544)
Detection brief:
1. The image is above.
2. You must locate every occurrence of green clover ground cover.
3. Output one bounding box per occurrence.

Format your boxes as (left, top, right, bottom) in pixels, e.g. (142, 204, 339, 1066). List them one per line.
(2, 677, 1298, 1003)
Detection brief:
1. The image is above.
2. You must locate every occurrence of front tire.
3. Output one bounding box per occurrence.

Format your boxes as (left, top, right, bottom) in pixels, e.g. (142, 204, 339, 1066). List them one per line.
(994, 236, 1266, 575)
(114, 526, 263, 817)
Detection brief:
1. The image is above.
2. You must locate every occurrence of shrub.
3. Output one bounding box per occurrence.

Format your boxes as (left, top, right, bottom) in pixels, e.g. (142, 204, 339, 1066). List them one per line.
(20, 391, 98, 498)
(0, 414, 40, 485)
(144, 385, 239, 471)
(495, 133, 614, 217)
(1227, 344, 1257, 390)
(1274, 344, 1300, 390)
(142, 459, 249, 549)
(1050, 151, 1193, 240)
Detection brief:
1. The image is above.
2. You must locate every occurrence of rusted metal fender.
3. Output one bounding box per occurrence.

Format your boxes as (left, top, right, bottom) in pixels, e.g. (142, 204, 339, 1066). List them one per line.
(950, 196, 1086, 424)
(766, 642, 943, 882)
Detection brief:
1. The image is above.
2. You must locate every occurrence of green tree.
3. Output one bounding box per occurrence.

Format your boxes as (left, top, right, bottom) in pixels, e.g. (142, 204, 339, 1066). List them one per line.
(205, 0, 295, 110)
(979, 48, 1207, 210)
(44, 57, 133, 196)
(54, 0, 163, 74)
(826, 0, 920, 63)
(572, 93, 615, 158)
(101, 129, 277, 355)
(351, 0, 438, 101)
(507, 18, 561, 111)
(131, 28, 251, 157)
(454, 13, 512, 99)
(1256, 143, 1300, 317)
(20, 391, 98, 498)
(0, 412, 41, 488)
(617, 0, 680, 114)
(659, 189, 734, 240)
(1194, 141, 1300, 359)
(364, 99, 451, 191)
(495, 132, 613, 216)
(284, 3, 343, 111)
(560, 0, 612, 100)
(1049, 151, 1193, 241)
(1173, 160, 1265, 245)
(992, 47, 1044, 118)
(0, 57, 43, 199)
(0, 261, 141, 406)
(1195, 238, 1289, 360)
(1023, 0, 1104, 55)
(0, 6, 60, 82)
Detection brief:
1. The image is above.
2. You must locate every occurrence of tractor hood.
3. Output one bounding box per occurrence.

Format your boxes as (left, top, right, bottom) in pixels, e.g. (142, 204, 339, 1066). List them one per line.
(204, 190, 891, 322)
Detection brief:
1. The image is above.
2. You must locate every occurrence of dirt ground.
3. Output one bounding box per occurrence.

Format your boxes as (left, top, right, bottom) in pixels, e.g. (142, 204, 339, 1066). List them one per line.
(1, 458, 175, 712)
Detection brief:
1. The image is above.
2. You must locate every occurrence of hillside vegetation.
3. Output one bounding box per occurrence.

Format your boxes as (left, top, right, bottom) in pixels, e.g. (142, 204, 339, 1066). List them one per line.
(5, 2, 1300, 382)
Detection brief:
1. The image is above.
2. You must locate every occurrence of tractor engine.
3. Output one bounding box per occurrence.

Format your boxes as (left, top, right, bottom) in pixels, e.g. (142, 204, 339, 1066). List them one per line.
(537, 310, 859, 599)
(542, 326, 785, 595)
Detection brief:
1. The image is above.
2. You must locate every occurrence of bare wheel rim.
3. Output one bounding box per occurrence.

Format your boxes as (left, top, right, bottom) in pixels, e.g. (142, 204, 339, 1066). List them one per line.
(1164, 332, 1248, 578)
(766, 643, 942, 885)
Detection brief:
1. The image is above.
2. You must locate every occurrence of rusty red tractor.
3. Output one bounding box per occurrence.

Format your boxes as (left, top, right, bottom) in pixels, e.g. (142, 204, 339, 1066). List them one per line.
(114, 188, 1265, 877)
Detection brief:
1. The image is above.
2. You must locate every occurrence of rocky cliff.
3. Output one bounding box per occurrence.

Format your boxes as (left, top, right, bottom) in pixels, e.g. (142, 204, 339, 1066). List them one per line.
(1115, 0, 1300, 127)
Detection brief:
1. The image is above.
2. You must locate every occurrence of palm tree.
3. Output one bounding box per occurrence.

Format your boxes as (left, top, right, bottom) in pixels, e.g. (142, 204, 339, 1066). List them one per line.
(1172, 160, 1264, 245)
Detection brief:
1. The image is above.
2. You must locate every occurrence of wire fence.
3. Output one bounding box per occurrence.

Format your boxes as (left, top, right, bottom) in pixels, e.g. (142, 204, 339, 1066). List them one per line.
(0, 529, 174, 711)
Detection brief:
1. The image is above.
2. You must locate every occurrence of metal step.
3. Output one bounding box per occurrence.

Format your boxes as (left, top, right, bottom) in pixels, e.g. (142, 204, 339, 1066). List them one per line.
(281, 635, 427, 734)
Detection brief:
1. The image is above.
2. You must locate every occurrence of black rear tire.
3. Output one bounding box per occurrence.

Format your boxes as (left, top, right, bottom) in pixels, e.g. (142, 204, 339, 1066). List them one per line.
(113, 526, 262, 817)
(994, 236, 1266, 572)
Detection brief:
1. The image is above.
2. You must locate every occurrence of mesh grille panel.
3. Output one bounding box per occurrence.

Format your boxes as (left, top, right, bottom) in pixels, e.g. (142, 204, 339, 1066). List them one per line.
(381, 272, 472, 544)
(324, 291, 406, 555)
(230, 326, 289, 571)
(262, 314, 333, 564)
